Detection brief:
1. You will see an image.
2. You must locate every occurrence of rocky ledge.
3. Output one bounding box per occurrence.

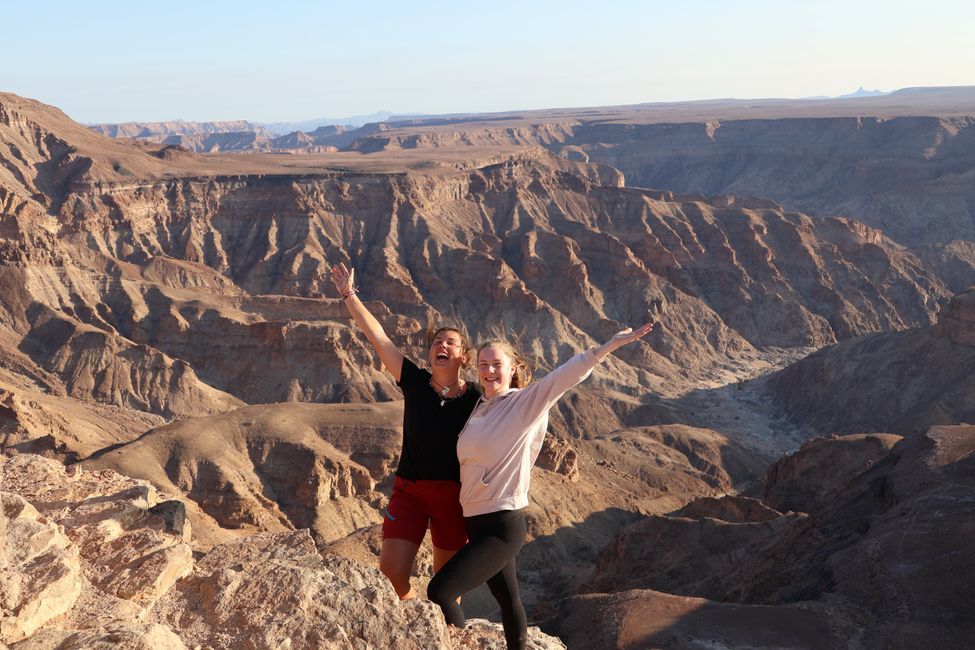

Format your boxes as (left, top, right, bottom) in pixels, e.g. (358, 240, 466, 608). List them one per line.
(933, 287, 975, 346)
(0, 454, 565, 649)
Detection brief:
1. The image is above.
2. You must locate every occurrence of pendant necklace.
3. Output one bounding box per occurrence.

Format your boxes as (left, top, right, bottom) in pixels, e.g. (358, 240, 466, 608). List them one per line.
(430, 377, 462, 406)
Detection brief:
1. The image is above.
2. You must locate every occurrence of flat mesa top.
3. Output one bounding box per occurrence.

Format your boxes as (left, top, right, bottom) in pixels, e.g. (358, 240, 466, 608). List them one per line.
(5, 86, 975, 182)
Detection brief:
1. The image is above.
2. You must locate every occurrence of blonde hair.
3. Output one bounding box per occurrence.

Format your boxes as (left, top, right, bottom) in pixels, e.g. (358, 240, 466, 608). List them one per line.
(476, 339, 533, 388)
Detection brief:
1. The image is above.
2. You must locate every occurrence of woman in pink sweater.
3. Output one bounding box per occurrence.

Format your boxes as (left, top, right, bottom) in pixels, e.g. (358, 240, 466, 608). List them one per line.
(427, 323, 654, 649)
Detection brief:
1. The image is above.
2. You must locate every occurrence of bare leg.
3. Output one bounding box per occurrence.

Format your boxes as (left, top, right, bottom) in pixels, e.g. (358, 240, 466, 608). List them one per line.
(380, 538, 420, 599)
(432, 545, 459, 573)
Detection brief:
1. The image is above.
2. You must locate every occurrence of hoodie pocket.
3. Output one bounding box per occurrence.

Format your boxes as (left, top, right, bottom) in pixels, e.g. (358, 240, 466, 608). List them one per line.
(459, 464, 492, 502)
(463, 464, 490, 485)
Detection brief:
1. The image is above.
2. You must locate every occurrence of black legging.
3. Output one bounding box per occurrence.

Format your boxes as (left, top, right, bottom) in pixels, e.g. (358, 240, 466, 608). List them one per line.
(427, 508, 528, 650)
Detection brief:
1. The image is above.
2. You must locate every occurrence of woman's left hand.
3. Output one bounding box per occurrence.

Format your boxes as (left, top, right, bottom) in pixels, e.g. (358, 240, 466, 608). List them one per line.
(609, 322, 655, 347)
(595, 322, 654, 360)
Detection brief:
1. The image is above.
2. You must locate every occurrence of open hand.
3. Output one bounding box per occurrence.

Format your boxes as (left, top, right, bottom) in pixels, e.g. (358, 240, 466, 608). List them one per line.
(331, 263, 356, 297)
(609, 321, 655, 347)
(594, 321, 654, 361)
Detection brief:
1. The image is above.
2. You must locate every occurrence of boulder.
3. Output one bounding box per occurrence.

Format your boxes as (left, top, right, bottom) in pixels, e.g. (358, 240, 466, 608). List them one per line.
(151, 529, 451, 650)
(763, 433, 902, 513)
(0, 493, 82, 644)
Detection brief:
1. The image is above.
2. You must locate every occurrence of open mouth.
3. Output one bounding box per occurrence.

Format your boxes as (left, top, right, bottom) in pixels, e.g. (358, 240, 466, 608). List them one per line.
(435, 352, 449, 361)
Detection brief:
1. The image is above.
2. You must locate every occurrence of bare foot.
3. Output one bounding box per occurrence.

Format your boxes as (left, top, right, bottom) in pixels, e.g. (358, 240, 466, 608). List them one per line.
(399, 587, 416, 601)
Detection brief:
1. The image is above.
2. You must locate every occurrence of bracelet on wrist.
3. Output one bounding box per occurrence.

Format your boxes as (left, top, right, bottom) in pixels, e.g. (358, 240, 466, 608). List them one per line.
(341, 287, 358, 300)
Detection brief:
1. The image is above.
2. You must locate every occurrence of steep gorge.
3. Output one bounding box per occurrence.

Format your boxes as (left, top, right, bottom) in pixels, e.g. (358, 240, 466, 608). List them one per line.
(4, 90, 975, 648)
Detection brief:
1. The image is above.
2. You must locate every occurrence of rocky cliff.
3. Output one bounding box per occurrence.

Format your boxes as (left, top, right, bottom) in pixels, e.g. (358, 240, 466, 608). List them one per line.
(565, 115, 975, 247)
(4, 90, 975, 648)
(1, 91, 953, 462)
(767, 288, 975, 437)
(334, 87, 975, 249)
(568, 426, 975, 648)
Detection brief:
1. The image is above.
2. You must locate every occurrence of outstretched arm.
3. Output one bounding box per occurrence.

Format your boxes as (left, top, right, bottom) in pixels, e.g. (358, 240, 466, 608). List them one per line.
(592, 321, 655, 361)
(331, 263, 405, 382)
(512, 321, 656, 422)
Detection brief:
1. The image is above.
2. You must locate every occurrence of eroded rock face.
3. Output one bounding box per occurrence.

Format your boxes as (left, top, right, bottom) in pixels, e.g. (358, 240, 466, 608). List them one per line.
(767, 324, 975, 437)
(763, 433, 903, 513)
(20, 304, 243, 420)
(570, 115, 975, 247)
(578, 426, 975, 648)
(932, 287, 975, 346)
(0, 92, 954, 424)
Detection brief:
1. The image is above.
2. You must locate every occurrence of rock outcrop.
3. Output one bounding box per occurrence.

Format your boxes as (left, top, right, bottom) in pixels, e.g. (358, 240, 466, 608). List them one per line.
(1, 453, 570, 649)
(577, 427, 975, 648)
(768, 291, 975, 437)
(932, 286, 975, 345)
(763, 433, 902, 513)
(585, 503, 805, 598)
(0, 491, 82, 644)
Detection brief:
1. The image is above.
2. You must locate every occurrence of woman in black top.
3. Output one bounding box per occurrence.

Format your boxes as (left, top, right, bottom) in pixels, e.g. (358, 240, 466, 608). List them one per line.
(331, 263, 479, 600)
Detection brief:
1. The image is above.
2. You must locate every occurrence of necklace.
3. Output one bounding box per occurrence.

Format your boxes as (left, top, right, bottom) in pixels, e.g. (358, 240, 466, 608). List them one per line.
(430, 377, 463, 406)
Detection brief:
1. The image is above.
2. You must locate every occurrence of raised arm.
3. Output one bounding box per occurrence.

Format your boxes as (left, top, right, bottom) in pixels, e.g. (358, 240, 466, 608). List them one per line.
(512, 321, 656, 421)
(331, 263, 405, 382)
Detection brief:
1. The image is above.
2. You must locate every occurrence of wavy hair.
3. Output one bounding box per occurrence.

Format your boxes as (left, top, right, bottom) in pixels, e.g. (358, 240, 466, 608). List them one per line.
(476, 338, 533, 388)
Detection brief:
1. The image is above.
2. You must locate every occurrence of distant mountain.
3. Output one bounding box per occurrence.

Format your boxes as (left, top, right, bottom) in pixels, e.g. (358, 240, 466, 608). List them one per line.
(837, 86, 888, 98)
(801, 87, 889, 100)
(88, 119, 272, 139)
(259, 111, 395, 134)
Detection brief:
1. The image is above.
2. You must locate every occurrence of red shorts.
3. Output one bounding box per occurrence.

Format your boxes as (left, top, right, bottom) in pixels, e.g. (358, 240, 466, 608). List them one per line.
(382, 477, 467, 551)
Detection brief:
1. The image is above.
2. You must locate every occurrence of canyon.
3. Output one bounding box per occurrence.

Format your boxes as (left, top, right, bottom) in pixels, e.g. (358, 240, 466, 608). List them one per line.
(2, 88, 974, 648)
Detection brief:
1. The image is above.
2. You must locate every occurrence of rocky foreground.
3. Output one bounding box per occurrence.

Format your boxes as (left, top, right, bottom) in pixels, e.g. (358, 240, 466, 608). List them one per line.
(5, 422, 974, 649)
(0, 453, 565, 649)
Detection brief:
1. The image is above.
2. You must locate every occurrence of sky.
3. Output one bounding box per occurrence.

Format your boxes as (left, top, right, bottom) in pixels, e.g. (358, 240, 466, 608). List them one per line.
(4, 0, 974, 124)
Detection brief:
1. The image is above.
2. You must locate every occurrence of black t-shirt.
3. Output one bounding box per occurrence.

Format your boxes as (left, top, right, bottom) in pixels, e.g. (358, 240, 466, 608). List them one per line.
(396, 357, 481, 481)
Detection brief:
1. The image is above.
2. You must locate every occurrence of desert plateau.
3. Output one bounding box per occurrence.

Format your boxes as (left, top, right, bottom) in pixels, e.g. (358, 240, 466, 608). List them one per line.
(2, 82, 975, 650)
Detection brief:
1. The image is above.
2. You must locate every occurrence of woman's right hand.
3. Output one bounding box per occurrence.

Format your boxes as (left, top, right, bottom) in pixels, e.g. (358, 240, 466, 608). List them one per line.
(330, 261, 404, 380)
(331, 263, 356, 298)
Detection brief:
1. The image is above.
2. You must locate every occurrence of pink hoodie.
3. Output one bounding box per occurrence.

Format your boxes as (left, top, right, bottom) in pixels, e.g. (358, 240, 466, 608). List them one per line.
(456, 350, 600, 517)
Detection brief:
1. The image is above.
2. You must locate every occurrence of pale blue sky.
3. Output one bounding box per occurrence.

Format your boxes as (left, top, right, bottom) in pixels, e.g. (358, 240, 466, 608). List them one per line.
(4, 0, 973, 123)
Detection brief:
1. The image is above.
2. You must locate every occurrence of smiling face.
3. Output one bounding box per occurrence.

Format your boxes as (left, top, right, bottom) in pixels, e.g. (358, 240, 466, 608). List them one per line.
(428, 328, 469, 376)
(477, 345, 515, 398)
